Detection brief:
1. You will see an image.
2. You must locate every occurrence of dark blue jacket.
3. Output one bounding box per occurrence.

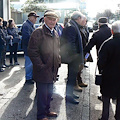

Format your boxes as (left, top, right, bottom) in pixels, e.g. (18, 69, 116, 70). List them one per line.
(61, 20, 84, 64)
(21, 19, 35, 56)
(3, 27, 12, 45)
(7, 27, 20, 44)
(0, 26, 6, 50)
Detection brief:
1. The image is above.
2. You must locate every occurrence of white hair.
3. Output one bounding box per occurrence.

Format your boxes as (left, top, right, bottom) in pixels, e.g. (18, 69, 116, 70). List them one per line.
(112, 20, 120, 33)
(71, 11, 84, 20)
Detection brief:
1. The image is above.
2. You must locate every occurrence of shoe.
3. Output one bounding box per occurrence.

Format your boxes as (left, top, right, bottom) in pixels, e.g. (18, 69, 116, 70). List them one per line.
(73, 94, 79, 99)
(74, 85, 82, 92)
(98, 96, 102, 101)
(66, 95, 79, 104)
(46, 112, 58, 117)
(84, 65, 88, 68)
(79, 82, 88, 87)
(4, 64, 9, 67)
(37, 118, 48, 120)
(74, 80, 83, 92)
(0, 68, 4, 72)
(14, 62, 19, 65)
(9, 63, 14, 66)
(25, 79, 34, 84)
(2, 65, 6, 68)
(51, 97, 53, 101)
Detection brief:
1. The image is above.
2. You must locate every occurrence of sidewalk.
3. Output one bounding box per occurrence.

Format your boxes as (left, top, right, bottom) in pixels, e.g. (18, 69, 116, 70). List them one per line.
(51, 63, 90, 120)
(0, 62, 91, 120)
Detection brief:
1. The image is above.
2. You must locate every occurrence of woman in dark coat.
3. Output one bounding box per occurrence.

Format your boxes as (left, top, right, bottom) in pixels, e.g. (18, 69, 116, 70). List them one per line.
(7, 19, 20, 66)
(98, 21, 120, 120)
(0, 17, 6, 72)
(2, 20, 13, 67)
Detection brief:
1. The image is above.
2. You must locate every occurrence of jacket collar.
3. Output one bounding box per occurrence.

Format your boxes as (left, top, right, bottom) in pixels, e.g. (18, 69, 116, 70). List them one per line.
(113, 33, 120, 38)
(100, 24, 108, 29)
(44, 23, 54, 34)
(43, 24, 54, 37)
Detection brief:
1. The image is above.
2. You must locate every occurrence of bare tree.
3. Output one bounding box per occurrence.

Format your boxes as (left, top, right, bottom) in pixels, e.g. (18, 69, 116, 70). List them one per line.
(96, 9, 114, 23)
(21, 0, 47, 12)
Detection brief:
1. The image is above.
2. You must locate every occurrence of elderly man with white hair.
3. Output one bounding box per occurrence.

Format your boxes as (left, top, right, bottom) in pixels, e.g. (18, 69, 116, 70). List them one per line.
(61, 11, 85, 104)
(97, 20, 120, 120)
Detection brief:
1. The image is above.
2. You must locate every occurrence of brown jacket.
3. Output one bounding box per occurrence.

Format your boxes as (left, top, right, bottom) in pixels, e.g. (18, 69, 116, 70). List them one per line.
(28, 25, 61, 83)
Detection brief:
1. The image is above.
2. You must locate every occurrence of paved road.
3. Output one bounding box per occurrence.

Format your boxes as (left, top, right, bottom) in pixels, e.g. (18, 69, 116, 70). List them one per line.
(0, 49, 116, 120)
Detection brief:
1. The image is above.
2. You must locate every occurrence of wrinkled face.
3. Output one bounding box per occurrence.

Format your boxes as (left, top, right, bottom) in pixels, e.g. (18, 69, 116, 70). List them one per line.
(81, 18, 87, 26)
(44, 17, 57, 29)
(76, 17, 83, 26)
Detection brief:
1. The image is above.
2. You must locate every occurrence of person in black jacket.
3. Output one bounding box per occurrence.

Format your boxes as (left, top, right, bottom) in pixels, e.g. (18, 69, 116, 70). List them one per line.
(7, 19, 20, 66)
(61, 11, 84, 104)
(2, 20, 13, 67)
(84, 17, 112, 101)
(84, 17, 112, 55)
(98, 20, 120, 120)
(0, 17, 6, 72)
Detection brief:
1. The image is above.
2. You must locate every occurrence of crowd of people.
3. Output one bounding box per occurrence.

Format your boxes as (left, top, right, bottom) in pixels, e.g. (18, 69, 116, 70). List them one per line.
(0, 9, 120, 120)
(0, 17, 20, 72)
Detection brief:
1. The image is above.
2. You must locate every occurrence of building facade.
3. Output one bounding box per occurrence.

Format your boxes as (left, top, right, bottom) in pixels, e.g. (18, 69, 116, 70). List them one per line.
(0, 0, 10, 20)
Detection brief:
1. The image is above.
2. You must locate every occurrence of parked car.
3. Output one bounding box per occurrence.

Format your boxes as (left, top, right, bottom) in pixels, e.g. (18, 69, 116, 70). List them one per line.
(87, 21, 93, 32)
(93, 22, 98, 30)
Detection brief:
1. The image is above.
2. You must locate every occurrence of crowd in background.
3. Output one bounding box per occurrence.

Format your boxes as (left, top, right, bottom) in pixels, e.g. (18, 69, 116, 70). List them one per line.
(1, 9, 120, 120)
(0, 17, 20, 72)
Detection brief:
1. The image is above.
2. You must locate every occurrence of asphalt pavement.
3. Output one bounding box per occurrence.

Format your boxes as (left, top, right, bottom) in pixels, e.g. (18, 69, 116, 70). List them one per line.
(0, 48, 116, 120)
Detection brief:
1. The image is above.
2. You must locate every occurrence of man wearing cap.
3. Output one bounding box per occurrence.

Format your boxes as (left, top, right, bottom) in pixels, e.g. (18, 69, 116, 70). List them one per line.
(84, 17, 112, 56)
(84, 17, 112, 101)
(28, 10, 61, 120)
(21, 11, 39, 84)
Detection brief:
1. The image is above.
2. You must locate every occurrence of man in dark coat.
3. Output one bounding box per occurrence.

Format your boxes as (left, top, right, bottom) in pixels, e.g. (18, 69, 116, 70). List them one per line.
(97, 20, 120, 120)
(61, 11, 84, 104)
(84, 17, 112, 55)
(28, 10, 61, 120)
(21, 11, 39, 84)
(84, 17, 112, 100)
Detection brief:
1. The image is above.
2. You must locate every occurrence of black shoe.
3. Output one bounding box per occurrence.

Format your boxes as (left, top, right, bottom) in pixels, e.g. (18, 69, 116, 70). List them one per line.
(98, 96, 102, 101)
(25, 79, 34, 84)
(14, 62, 20, 66)
(66, 95, 79, 104)
(0, 68, 4, 72)
(9, 63, 14, 66)
(46, 112, 58, 117)
(84, 65, 88, 68)
(73, 94, 79, 99)
(4, 64, 9, 67)
(2, 65, 6, 68)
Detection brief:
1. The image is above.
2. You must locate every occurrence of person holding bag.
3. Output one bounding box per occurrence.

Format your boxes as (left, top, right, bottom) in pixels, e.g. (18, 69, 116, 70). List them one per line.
(7, 19, 20, 66)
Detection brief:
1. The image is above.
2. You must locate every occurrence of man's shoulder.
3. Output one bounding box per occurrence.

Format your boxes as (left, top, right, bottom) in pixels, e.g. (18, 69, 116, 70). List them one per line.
(32, 26, 43, 36)
(22, 20, 31, 27)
